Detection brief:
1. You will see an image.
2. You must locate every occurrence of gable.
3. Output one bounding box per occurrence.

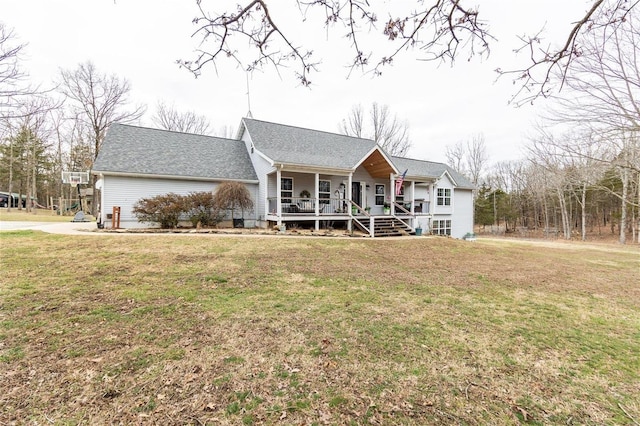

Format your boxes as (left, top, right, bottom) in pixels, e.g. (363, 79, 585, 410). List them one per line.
(357, 147, 398, 178)
(391, 156, 474, 189)
(94, 124, 258, 182)
(242, 118, 377, 170)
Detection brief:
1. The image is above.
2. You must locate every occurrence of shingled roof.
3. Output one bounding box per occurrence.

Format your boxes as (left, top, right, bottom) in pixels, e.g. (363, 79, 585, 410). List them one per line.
(241, 118, 378, 169)
(391, 156, 475, 189)
(93, 124, 258, 182)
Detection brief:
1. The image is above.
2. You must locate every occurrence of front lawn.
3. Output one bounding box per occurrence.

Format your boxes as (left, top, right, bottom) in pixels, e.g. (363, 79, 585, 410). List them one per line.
(1, 233, 638, 425)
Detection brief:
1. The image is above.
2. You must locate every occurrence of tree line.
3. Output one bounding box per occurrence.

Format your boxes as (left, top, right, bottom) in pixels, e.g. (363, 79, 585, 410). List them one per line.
(452, 12, 640, 244)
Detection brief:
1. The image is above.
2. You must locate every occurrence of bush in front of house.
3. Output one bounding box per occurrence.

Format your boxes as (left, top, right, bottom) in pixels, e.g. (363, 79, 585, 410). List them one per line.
(132, 193, 185, 229)
(183, 191, 224, 227)
(212, 181, 254, 222)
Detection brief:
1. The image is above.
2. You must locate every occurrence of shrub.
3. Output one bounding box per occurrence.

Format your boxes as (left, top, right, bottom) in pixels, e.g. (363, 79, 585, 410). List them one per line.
(212, 182, 254, 221)
(132, 193, 185, 229)
(183, 191, 224, 227)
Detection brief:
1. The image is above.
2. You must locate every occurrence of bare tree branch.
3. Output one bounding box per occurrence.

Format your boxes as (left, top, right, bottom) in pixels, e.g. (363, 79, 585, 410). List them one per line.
(59, 61, 146, 161)
(152, 101, 213, 135)
(0, 23, 45, 120)
(500, 0, 640, 105)
(339, 102, 411, 156)
(181, 1, 639, 103)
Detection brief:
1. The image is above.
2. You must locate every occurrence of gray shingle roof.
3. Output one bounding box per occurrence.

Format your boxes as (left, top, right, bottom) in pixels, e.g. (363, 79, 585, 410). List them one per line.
(391, 156, 475, 189)
(93, 124, 258, 182)
(242, 118, 377, 169)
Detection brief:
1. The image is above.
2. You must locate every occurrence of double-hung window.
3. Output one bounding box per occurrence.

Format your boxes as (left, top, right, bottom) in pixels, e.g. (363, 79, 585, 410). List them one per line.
(281, 177, 293, 203)
(432, 220, 451, 236)
(437, 188, 451, 206)
(375, 184, 385, 206)
(319, 180, 331, 204)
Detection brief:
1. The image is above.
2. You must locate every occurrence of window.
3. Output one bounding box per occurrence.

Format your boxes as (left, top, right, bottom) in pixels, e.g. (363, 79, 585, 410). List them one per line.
(375, 184, 385, 206)
(319, 180, 331, 204)
(281, 177, 293, 203)
(437, 188, 451, 206)
(432, 220, 451, 236)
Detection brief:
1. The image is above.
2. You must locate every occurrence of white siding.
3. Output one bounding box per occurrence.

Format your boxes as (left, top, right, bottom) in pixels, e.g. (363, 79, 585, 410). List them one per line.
(100, 175, 258, 229)
(451, 188, 474, 238)
(242, 131, 275, 222)
(430, 175, 474, 239)
(433, 175, 454, 216)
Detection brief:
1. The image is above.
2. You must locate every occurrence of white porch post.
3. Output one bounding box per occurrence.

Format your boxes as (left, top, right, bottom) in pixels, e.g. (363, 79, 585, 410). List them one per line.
(390, 174, 395, 215)
(429, 183, 434, 214)
(347, 173, 353, 231)
(410, 181, 416, 214)
(314, 173, 320, 231)
(412, 180, 419, 229)
(276, 168, 282, 226)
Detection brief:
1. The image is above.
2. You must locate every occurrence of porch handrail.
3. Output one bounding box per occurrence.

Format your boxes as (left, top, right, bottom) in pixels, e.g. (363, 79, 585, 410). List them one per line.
(393, 201, 413, 216)
(351, 216, 373, 237)
(348, 200, 370, 217)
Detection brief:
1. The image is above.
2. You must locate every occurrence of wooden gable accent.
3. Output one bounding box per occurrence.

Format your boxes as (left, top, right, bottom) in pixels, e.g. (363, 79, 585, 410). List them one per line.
(362, 149, 395, 178)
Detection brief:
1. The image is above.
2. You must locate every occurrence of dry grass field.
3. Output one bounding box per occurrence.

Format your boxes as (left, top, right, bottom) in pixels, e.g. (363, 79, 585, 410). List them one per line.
(0, 230, 638, 425)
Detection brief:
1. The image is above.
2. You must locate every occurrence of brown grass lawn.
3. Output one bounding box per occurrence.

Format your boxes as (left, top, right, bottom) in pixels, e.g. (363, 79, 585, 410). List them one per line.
(0, 232, 638, 425)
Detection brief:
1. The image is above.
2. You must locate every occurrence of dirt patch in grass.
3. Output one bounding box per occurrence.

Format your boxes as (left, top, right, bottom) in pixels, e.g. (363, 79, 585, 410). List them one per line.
(1, 233, 638, 425)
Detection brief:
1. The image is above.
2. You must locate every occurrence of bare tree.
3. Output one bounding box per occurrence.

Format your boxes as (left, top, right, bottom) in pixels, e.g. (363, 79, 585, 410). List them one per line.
(528, 129, 605, 241)
(466, 134, 488, 187)
(445, 134, 488, 185)
(540, 8, 640, 243)
(152, 101, 212, 135)
(179, 1, 638, 102)
(59, 61, 146, 162)
(59, 61, 146, 215)
(339, 103, 411, 156)
(445, 141, 465, 175)
(340, 104, 365, 138)
(212, 181, 254, 224)
(0, 23, 28, 118)
(215, 124, 237, 139)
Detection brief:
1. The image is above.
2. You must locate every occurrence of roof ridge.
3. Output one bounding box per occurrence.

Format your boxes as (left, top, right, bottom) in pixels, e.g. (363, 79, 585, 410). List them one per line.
(392, 155, 448, 168)
(243, 117, 375, 143)
(111, 122, 238, 141)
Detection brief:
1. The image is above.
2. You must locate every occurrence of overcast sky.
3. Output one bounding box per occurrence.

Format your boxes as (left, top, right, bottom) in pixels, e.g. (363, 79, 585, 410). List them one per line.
(2, 0, 585, 164)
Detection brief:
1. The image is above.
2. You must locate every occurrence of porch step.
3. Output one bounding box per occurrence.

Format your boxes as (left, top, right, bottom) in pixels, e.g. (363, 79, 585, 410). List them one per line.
(355, 216, 416, 237)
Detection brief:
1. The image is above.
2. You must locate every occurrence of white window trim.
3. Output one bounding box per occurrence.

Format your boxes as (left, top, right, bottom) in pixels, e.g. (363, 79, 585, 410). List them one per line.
(375, 184, 385, 206)
(437, 188, 452, 207)
(281, 177, 294, 203)
(433, 219, 452, 236)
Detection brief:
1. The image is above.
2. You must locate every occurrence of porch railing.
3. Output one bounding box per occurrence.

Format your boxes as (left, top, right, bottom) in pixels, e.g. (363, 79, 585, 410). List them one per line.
(393, 201, 431, 215)
(393, 201, 411, 215)
(268, 197, 349, 215)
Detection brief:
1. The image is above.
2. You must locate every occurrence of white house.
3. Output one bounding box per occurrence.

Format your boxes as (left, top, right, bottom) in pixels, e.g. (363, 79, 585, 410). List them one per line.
(92, 118, 475, 238)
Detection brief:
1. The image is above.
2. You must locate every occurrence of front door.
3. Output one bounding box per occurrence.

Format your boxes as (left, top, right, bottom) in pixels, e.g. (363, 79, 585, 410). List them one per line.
(351, 181, 361, 207)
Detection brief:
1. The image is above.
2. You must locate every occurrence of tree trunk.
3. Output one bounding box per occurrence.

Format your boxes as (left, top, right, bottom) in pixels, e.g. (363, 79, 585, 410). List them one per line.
(7, 137, 14, 213)
(580, 183, 587, 241)
(557, 188, 571, 240)
(619, 166, 628, 244)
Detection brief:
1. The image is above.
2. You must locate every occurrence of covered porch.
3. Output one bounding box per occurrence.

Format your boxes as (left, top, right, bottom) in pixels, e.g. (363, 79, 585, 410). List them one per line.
(264, 151, 434, 237)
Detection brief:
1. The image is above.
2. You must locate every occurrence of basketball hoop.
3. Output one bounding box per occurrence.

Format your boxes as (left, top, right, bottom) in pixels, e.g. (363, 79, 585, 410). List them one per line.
(62, 171, 89, 186)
